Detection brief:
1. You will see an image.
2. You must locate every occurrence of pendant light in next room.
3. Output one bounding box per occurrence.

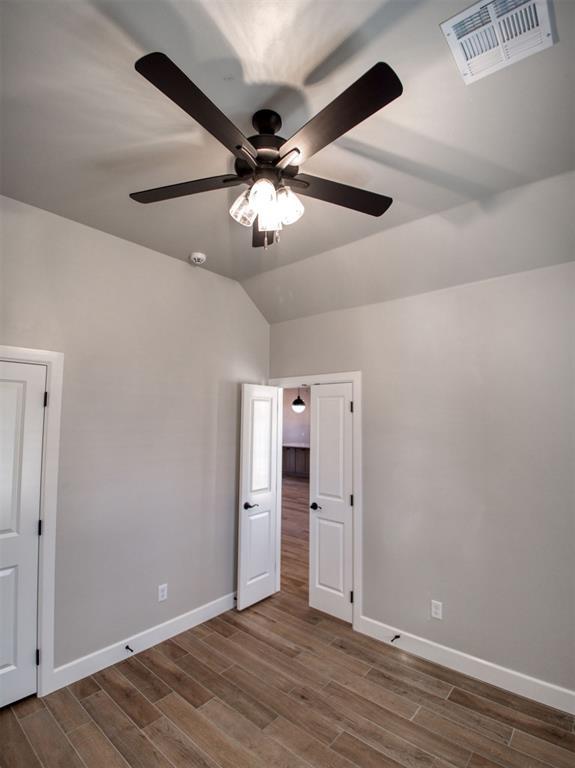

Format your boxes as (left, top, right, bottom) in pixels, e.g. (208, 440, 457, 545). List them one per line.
(291, 388, 306, 414)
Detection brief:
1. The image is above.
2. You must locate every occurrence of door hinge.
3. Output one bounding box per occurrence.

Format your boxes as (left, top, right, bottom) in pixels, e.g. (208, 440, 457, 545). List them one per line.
(350, 401, 354, 413)
(350, 494, 354, 507)
(350, 591, 354, 604)
(38, 519, 43, 536)
(36, 649, 40, 666)
(43, 391, 48, 407)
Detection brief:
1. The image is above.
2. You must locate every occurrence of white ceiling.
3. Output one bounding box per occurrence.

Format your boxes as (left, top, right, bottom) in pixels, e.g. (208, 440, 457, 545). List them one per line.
(1, 0, 574, 288)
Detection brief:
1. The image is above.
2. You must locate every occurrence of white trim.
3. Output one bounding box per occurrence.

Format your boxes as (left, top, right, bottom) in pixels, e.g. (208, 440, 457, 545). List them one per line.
(274, 394, 283, 593)
(269, 371, 363, 628)
(356, 614, 575, 715)
(270, 371, 362, 388)
(46, 592, 235, 694)
(0, 346, 64, 699)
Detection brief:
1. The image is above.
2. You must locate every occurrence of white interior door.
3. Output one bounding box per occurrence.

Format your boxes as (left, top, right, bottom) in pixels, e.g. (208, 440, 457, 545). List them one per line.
(0, 361, 46, 706)
(237, 384, 280, 610)
(309, 382, 353, 622)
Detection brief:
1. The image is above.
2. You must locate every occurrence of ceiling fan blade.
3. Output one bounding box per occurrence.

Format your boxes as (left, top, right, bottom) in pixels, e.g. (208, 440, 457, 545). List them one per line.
(130, 174, 243, 204)
(279, 63, 402, 166)
(285, 173, 392, 217)
(135, 53, 257, 164)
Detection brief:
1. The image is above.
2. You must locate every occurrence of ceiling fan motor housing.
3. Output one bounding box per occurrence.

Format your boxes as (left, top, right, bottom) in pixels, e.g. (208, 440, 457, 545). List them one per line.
(234, 123, 299, 185)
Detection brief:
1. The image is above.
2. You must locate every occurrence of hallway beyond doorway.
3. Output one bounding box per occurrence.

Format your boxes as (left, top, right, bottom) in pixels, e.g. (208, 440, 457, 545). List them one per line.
(281, 476, 309, 598)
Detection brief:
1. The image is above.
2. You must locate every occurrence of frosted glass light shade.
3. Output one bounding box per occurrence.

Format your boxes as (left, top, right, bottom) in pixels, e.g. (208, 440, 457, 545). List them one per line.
(277, 186, 304, 225)
(249, 178, 276, 213)
(229, 190, 257, 227)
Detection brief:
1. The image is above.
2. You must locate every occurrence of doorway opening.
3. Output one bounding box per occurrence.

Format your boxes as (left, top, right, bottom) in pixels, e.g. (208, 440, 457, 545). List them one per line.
(280, 387, 311, 601)
(237, 372, 361, 626)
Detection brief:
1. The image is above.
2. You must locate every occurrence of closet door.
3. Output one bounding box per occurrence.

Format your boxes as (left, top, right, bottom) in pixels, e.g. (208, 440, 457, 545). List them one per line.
(309, 383, 353, 622)
(0, 361, 46, 705)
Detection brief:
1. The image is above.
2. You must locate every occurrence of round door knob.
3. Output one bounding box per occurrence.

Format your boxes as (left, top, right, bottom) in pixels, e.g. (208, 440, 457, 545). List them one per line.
(243, 502, 259, 510)
(310, 502, 322, 510)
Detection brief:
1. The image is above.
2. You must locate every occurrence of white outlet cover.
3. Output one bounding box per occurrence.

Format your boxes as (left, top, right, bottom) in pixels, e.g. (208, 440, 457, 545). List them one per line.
(431, 600, 443, 620)
(158, 584, 168, 602)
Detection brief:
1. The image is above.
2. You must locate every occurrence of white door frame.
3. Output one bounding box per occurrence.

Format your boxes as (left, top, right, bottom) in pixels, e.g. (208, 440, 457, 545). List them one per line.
(0, 345, 64, 698)
(269, 371, 362, 628)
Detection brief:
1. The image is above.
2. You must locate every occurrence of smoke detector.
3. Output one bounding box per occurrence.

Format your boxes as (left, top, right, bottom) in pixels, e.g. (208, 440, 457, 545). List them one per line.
(441, 0, 556, 84)
(189, 252, 207, 265)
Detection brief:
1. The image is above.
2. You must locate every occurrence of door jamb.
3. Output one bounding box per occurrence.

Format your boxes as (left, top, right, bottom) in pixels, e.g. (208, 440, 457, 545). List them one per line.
(0, 345, 64, 697)
(268, 371, 362, 629)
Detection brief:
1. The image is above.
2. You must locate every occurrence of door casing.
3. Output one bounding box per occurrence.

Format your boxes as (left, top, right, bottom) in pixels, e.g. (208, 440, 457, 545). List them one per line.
(0, 346, 64, 698)
(269, 371, 362, 629)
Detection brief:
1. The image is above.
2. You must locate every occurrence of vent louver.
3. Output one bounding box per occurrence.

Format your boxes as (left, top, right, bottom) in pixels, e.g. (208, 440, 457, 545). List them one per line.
(441, 0, 555, 83)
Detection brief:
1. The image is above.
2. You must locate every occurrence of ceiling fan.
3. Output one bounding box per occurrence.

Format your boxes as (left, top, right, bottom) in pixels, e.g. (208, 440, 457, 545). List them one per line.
(130, 52, 403, 248)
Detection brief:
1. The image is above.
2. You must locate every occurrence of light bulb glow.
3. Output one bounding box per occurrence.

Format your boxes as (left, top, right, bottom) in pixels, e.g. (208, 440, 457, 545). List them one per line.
(229, 190, 257, 227)
(277, 186, 305, 225)
(249, 178, 276, 214)
(291, 392, 306, 413)
(258, 205, 283, 232)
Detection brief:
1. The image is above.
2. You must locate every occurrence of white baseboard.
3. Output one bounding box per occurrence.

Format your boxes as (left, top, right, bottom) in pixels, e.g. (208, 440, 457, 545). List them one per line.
(41, 592, 235, 696)
(355, 614, 575, 716)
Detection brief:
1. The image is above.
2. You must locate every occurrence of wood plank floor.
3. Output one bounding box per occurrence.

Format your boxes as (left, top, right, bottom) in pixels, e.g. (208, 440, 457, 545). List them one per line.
(2, 475, 574, 768)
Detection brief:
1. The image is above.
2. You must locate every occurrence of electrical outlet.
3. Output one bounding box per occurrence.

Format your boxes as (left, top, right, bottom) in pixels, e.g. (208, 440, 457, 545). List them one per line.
(431, 600, 443, 620)
(158, 583, 168, 602)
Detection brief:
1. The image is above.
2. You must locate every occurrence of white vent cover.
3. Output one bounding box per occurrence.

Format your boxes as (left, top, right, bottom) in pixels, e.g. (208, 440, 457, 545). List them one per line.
(441, 0, 555, 83)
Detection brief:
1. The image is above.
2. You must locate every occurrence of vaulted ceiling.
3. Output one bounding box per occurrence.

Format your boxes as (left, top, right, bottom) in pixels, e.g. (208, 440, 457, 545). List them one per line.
(1, 0, 574, 316)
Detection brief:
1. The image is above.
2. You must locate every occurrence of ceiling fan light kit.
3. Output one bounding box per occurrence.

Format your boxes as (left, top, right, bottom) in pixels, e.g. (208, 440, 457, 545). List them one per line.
(229, 190, 257, 227)
(277, 186, 305, 225)
(130, 52, 403, 248)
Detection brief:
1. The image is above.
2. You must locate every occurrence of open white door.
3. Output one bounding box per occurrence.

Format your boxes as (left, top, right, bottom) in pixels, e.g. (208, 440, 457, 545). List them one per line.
(309, 382, 353, 622)
(237, 384, 280, 610)
(0, 361, 46, 706)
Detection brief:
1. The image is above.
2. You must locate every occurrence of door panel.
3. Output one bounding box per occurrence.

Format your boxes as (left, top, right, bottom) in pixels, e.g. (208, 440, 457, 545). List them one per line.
(316, 395, 345, 499)
(310, 383, 353, 622)
(317, 519, 344, 592)
(0, 361, 46, 706)
(0, 381, 25, 534)
(250, 398, 272, 492)
(0, 566, 18, 670)
(237, 384, 279, 610)
(246, 509, 272, 583)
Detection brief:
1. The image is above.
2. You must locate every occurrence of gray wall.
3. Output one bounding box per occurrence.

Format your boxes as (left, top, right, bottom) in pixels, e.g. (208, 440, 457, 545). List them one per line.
(282, 388, 310, 446)
(0, 196, 269, 666)
(271, 263, 575, 689)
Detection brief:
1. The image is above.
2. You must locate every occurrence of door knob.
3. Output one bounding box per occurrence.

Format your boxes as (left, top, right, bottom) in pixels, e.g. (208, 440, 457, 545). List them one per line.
(243, 502, 259, 510)
(310, 502, 322, 510)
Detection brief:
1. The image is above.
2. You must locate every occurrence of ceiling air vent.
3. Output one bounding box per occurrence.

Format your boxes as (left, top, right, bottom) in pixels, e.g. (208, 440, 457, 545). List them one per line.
(441, 0, 556, 83)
